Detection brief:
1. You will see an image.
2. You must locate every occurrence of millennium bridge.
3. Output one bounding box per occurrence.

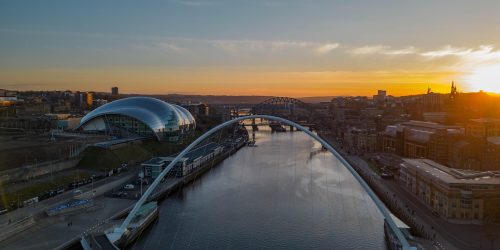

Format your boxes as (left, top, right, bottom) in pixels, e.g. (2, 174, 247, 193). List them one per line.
(99, 114, 416, 250)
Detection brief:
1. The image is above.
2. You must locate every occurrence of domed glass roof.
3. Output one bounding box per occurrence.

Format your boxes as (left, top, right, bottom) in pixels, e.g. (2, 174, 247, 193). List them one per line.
(79, 97, 195, 139)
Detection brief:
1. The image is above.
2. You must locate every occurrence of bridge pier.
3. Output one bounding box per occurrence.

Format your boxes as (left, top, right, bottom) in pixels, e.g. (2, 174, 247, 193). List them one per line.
(251, 118, 257, 142)
(251, 118, 259, 131)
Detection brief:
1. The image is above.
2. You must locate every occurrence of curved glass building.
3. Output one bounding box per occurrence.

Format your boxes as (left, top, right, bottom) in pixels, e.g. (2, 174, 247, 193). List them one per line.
(77, 97, 196, 141)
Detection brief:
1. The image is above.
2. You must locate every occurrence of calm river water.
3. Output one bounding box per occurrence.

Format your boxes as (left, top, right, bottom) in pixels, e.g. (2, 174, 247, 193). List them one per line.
(132, 129, 386, 250)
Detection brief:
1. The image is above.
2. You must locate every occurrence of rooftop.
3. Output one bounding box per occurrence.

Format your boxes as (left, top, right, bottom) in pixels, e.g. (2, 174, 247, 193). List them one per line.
(401, 158, 500, 186)
(402, 120, 458, 130)
(469, 118, 500, 124)
(142, 142, 224, 166)
(166, 142, 223, 163)
(142, 157, 167, 166)
(488, 137, 500, 146)
(384, 120, 464, 139)
(405, 129, 432, 143)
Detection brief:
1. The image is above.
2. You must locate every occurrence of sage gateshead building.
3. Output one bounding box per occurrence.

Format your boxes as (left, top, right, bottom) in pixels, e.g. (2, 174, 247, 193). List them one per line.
(77, 97, 195, 142)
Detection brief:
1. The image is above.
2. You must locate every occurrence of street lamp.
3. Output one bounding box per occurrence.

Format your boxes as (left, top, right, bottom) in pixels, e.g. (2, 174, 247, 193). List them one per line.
(139, 172, 144, 197)
(104, 168, 108, 185)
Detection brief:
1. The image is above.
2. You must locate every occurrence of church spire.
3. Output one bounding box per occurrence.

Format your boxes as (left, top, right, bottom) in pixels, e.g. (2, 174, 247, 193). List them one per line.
(450, 81, 458, 100)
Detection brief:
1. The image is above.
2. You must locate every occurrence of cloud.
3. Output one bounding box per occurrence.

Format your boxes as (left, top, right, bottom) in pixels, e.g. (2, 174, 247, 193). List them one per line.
(157, 42, 188, 53)
(208, 40, 344, 55)
(134, 42, 189, 54)
(134, 38, 338, 55)
(420, 45, 500, 69)
(208, 39, 319, 52)
(420, 45, 478, 58)
(316, 43, 340, 54)
(349, 45, 387, 55)
(384, 47, 417, 55)
(170, 0, 215, 7)
(348, 45, 417, 55)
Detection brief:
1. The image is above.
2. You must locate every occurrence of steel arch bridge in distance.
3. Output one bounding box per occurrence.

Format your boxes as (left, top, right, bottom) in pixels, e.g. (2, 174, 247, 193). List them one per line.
(251, 97, 312, 116)
(109, 115, 415, 250)
(249, 97, 332, 131)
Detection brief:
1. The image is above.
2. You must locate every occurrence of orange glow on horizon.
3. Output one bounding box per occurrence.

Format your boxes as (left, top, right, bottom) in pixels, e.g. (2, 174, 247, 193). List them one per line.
(0, 68, 465, 97)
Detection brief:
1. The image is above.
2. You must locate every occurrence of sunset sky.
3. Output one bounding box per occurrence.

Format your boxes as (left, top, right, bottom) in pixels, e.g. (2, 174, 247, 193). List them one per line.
(1, 0, 500, 96)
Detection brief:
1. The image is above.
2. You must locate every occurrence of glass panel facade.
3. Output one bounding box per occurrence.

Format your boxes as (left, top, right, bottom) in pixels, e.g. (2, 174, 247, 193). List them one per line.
(78, 97, 195, 141)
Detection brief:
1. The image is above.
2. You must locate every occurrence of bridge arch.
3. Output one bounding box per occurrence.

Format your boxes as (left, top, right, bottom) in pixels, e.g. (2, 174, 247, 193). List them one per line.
(251, 97, 312, 115)
(112, 115, 413, 249)
(256, 96, 308, 107)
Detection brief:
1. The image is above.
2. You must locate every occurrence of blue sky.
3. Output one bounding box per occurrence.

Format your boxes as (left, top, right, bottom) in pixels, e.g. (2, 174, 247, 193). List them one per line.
(1, 0, 500, 95)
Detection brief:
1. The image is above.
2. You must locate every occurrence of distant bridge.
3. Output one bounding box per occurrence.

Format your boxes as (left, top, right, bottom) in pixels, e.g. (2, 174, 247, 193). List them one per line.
(107, 115, 415, 250)
(230, 97, 321, 132)
(251, 96, 311, 113)
(240, 120, 317, 132)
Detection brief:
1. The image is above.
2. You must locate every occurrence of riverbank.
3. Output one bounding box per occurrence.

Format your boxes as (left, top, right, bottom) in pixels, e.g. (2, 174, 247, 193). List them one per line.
(318, 132, 500, 250)
(63, 138, 248, 249)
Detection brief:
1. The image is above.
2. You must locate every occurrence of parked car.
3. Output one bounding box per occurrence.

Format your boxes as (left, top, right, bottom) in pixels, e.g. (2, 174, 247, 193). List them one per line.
(124, 184, 135, 190)
(0, 207, 8, 215)
(114, 191, 128, 197)
(381, 172, 394, 179)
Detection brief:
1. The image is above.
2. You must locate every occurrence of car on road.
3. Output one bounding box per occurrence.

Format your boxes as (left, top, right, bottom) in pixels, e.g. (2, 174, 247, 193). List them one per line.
(124, 184, 135, 190)
(114, 191, 128, 197)
(0, 207, 8, 215)
(380, 172, 394, 179)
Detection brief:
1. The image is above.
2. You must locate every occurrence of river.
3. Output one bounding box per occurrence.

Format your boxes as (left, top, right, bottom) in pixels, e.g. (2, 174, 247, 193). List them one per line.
(132, 128, 386, 250)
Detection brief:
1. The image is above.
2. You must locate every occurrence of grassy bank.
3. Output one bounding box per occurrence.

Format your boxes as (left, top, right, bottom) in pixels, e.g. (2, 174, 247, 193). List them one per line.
(76, 140, 186, 171)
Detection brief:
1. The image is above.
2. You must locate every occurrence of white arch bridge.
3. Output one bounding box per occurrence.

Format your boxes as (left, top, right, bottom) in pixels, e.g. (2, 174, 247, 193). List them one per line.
(107, 115, 416, 250)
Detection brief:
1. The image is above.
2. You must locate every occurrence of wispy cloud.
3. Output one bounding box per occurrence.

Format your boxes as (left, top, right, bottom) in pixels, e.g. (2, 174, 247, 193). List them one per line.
(207, 39, 320, 52)
(348, 45, 417, 55)
(420, 45, 500, 69)
(316, 43, 340, 54)
(420, 45, 478, 58)
(384, 47, 417, 55)
(170, 0, 216, 7)
(157, 42, 188, 53)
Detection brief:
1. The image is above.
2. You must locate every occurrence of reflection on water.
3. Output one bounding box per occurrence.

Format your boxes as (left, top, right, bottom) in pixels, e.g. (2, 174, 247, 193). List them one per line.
(132, 129, 386, 250)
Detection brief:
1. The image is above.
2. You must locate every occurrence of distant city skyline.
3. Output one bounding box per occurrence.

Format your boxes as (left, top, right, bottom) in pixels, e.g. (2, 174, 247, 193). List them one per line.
(1, 0, 500, 96)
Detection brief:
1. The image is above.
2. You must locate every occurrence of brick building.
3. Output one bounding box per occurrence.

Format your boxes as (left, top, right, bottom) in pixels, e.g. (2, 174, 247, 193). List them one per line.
(400, 159, 500, 221)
